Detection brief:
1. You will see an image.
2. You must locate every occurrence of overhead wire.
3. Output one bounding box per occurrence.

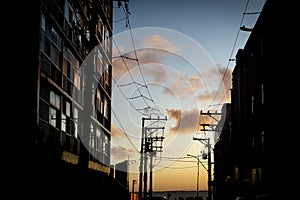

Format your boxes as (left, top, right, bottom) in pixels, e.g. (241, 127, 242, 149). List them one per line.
(108, 0, 167, 152)
(206, 0, 251, 111)
(120, 3, 165, 117)
(111, 2, 155, 116)
(112, 108, 140, 153)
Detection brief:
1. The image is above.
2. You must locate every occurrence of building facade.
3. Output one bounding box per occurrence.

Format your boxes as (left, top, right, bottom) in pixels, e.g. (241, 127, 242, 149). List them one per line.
(24, 0, 129, 198)
(213, 103, 234, 200)
(214, 1, 293, 199)
(36, 0, 112, 176)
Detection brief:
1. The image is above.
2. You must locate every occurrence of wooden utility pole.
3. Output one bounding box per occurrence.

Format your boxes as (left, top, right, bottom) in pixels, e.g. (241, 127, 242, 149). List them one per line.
(193, 110, 222, 200)
(139, 116, 167, 199)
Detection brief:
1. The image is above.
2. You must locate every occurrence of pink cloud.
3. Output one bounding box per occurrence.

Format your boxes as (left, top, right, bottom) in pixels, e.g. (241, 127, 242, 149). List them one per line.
(166, 108, 200, 135)
(111, 123, 124, 138)
(112, 34, 180, 81)
(111, 145, 137, 160)
(144, 34, 180, 53)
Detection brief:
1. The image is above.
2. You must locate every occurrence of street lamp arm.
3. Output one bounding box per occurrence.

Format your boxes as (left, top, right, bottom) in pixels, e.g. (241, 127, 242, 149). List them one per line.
(186, 154, 199, 198)
(187, 154, 208, 172)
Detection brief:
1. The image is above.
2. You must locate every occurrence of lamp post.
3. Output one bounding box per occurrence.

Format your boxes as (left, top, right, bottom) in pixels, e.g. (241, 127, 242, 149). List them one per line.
(187, 154, 200, 199)
(193, 137, 212, 200)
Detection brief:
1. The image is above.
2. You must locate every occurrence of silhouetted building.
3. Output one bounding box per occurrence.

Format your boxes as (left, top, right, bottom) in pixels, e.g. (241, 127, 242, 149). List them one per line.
(35, 0, 113, 175)
(115, 160, 130, 190)
(214, 0, 294, 199)
(213, 103, 234, 200)
(24, 0, 129, 198)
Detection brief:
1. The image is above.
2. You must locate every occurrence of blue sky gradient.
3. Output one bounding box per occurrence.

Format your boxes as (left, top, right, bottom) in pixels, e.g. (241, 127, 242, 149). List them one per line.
(111, 0, 266, 192)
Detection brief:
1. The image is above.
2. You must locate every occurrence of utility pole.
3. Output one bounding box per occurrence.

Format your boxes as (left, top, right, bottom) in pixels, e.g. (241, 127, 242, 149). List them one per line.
(132, 180, 137, 200)
(195, 110, 222, 200)
(149, 150, 154, 197)
(139, 116, 167, 199)
(200, 110, 222, 143)
(139, 117, 145, 199)
(143, 150, 148, 198)
(193, 137, 212, 200)
(207, 138, 212, 200)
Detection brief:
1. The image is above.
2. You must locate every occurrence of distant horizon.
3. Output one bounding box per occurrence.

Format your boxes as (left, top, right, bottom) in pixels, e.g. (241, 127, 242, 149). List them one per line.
(153, 190, 208, 192)
(152, 190, 209, 199)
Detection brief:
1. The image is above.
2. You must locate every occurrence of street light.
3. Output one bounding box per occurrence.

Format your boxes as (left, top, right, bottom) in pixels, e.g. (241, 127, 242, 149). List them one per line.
(193, 137, 212, 200)
(187, 154, 200, 199)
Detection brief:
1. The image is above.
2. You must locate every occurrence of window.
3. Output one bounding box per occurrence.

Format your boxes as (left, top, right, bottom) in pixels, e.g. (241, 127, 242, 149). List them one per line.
(97, 19, 103, 38)
(102, 25, 105, 42)
(70, 56, 78, 81)
(61, 113, 66, 132)
(64, 47, 79, 82)
(105, 69, 109, 85)
(74, 69, 81, 89)
(92, 85, 97, 117)
(51, 27, 62, 49)
(40, 53, 51, 76)
(41, 14, 46, 32)
(85, 26, 90, 41)
(104, 97, 108, 118)
(100, 98, 104, 114)
(103, 136, 107, 155)
(96, 128, 102, 161)
(104, 29, 108, 49)
(50, 90, 60, 109)
(90, 124, 94, 149)
(66, 101, 71, 117)
(49, 107, 57, 127)
(96, 87, 101, 111)
(74, 108, 78, 138)
(40, 34, 51, 57)
(103, 135, 109, 161)
(64, 0, 70, 22)
(69, 65, 74, 82)
(51, 46, 60, 67)
(62, 58, 68, 76)
(97, 49, 103, 75)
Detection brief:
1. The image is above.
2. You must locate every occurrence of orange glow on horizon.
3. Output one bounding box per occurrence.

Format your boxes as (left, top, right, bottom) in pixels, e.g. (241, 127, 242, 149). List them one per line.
(128, 161, 209, 192)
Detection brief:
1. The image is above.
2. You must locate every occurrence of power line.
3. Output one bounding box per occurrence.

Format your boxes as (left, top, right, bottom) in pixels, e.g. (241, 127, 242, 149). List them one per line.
(120, 2, 165, 117)
(107, 1, 167, 157)
(112, 108, 140, 153)
(156, 165, 198, 169)
(207, 0, 252, 110)
(117, 81, 146, 87)
(111, 1, 163, 117)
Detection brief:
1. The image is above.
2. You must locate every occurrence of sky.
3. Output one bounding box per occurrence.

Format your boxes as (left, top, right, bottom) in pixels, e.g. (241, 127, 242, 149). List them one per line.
(109, 0, 266, 192)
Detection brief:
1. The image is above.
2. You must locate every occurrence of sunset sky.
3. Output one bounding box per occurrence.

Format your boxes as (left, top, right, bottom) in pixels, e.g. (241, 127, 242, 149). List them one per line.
(109, 0, 266, 192)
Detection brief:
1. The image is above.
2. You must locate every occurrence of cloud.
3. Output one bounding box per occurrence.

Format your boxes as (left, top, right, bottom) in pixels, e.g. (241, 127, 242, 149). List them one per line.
(112, 34, 180, 80)
(142, 63, 168, 83)
(219, 66, 232, 102)
(111, 123, 124, 138)
(197, 90, 213, 102)
(111, 145, 137, 160)
(166, 108, 200, 134)
(162, 75, 206, 100)
(198, 65, 233, 104)
(144, 34, 180, 53)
